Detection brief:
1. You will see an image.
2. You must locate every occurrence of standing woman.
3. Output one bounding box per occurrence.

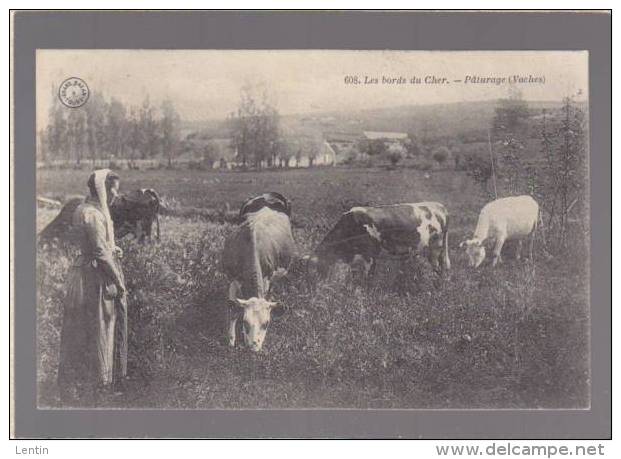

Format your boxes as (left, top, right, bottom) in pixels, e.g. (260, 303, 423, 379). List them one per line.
(57, 169, 128, 404)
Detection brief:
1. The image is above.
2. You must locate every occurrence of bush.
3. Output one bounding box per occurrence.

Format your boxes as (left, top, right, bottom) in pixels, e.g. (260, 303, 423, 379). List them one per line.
(464, 154, 493, 191)
(414, 161, 433, 171)
(432, 146, 451, 166)
(108, 160, 122, 170)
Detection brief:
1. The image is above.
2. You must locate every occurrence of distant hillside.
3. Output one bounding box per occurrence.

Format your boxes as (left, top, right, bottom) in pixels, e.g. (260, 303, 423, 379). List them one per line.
(182, 99, 576, 140)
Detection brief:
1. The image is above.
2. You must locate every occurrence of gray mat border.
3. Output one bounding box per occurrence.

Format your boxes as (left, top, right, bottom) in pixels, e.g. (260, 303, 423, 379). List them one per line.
(12, 10, 611, 439)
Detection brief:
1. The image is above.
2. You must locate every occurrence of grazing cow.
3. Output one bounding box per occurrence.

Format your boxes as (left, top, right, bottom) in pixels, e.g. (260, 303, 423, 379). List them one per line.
(308, 202, 451, 279)
(460, 195, 539, 267)
(239, 191, 292, 219)
(38, 197, 85, 244)
(38, 188, 162, 244)
(112, 188, 161, 242)
(222, 194, 296, 352)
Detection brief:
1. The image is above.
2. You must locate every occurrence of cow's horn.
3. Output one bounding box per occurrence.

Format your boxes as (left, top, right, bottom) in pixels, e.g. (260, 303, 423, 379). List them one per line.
(235, 298, 251, 307)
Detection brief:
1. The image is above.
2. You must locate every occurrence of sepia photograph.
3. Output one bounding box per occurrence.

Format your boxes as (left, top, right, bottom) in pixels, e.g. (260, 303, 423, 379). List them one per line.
(34, 49, 590, 411)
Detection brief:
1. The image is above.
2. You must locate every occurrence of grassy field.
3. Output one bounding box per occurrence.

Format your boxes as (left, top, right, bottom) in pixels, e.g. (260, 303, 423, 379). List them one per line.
(36, 166, 590, 409)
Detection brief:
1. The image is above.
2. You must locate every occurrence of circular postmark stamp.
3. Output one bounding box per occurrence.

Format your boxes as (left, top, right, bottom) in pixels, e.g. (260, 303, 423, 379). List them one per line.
(58, 77, 90, 108)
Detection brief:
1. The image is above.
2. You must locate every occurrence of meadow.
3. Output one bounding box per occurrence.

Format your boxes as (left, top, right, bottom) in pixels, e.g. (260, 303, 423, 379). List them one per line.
(36, 166, 590, 409)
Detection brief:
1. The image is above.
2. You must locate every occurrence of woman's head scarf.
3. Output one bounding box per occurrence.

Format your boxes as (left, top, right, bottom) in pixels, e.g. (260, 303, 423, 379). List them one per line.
(89, 169, 116, 245)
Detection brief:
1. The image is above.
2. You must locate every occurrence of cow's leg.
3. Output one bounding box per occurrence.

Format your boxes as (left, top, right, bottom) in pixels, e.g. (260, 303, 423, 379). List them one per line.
(492, 235, 506, 267)
(349, 257, 361, 285)
(428, 236, 443, 273)
(143, 219, 153, 243)
(427, 247, 438, 271)
(135, 221, 144, 243)
(361, 257, 375, 286)
(263, 277, 270, 295)
(350, 254, 369, 285)
(226, 310, 237, 347)
(227, 281, 241, 346)
(515, 240, 523, 261)
(442, 228, 451, 271)
(367, 258, 377, 278)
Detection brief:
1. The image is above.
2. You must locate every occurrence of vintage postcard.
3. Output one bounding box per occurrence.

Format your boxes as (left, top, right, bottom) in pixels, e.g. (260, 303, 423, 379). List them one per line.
(34, 49, 591, 411)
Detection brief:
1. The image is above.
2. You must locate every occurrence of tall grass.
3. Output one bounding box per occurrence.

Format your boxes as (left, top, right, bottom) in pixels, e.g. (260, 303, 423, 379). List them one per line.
(36, 168, 589, 408)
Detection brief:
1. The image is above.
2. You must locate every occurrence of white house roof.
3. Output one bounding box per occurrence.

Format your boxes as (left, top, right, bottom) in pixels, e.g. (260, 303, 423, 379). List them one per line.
(363, 131, 408, 140)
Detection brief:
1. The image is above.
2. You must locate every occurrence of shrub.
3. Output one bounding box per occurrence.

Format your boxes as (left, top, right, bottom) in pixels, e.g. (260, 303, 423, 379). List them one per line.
(432, 146, 451, 166)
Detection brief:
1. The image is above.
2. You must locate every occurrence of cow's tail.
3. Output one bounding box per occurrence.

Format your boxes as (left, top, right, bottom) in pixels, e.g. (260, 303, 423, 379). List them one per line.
(145, 189, 161, 241)
(442, 214, 451, 271)
(155, 213, 160, 241)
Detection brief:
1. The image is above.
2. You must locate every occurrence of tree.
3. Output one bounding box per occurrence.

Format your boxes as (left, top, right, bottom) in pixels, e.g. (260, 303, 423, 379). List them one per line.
(539, 95, 587, 249)
(229, 82, 281, 170)
(464, 154, 494, 194)
(37, 129, 48, 163)
(302, 134, 324, 167)
(106, 97, 128, 159)
(358, 138, 388, 157)
(84, 91, 107, 164)
(385, 143, 406, 167)
(405, 134, 424, 157)
(67, 108, 87, 165)
(202, 140, 219, 169)
(161, 99, 181, 167)
(138, 97, 159, 159)
(432, 146, 450, 167)
(492, 86, 530, 193)
(492, 86, 529, 134)
(275, 137, 296, 168)
(126, 107, 141, 162)
(46, 90, 68, 161)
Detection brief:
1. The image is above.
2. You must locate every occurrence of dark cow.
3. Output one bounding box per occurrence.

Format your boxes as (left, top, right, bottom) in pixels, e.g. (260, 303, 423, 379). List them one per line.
(239, 192, 292, 219)
(308, 202, 451, 279)
(38, 188, 161, 244)
(222, 193, 296, 352)
(38, 197, 85, 243)
(112, 188, 161, 242)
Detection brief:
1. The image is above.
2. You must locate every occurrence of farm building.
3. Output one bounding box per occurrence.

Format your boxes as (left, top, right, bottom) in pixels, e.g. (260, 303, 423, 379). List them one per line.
(325, 132, 359, 150)
(362, 131, 409, 142)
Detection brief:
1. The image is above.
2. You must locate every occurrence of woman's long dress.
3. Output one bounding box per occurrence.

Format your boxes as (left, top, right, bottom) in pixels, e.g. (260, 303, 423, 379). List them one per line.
(57, 200, 127, 396)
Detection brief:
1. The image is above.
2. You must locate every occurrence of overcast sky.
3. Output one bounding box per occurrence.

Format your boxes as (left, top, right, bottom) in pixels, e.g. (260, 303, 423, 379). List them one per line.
(37, 50, 588, 130)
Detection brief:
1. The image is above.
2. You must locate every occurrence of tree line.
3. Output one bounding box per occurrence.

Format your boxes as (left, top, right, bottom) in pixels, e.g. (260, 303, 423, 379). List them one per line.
(39, 83, 331, 171)
(39, 88, 181, 167)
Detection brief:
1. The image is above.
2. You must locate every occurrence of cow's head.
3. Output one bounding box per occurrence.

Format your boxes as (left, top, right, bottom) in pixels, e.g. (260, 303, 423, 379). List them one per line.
(234, 297, 281, 352)
(460, 239, 486, 268)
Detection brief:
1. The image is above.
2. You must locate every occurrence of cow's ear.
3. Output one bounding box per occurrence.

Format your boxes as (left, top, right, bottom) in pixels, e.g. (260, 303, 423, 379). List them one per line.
(459, 240, 468, 248)
(270, 302, 286, 319)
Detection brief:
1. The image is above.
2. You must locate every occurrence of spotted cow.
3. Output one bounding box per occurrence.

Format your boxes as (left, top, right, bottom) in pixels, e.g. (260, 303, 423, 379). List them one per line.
(308, 202, 451, 279)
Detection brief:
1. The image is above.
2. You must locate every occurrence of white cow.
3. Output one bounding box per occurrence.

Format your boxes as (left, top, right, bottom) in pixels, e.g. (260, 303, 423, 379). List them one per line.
(460, 195, 539, 267)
